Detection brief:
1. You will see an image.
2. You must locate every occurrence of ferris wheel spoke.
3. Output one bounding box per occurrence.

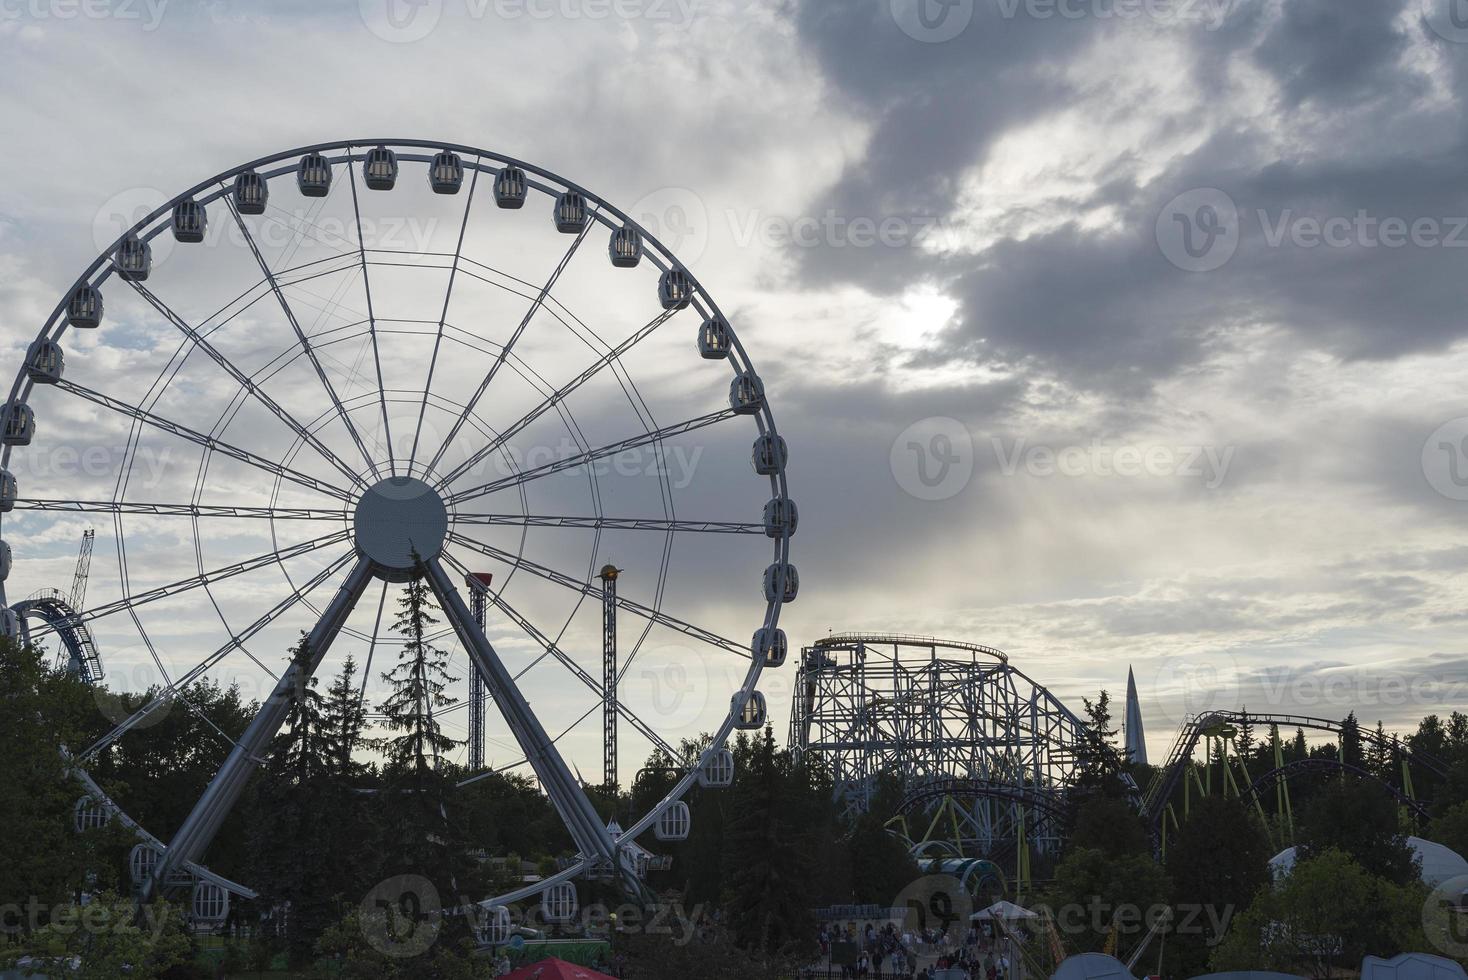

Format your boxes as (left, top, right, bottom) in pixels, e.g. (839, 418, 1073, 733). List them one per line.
(124, 280, 368, 490)
(345, 155, 396, 477)
(354, 579, 391, 721)
(147, 558, 374, 896)
(485, 588, 681, 762)
(408, 160, 481, 475)
(446, 408, 735, 507)
(31, 529, 351, 635)
(52, 379, 354, 503)
(451, 512, 761, 534)
(444, 531, 748, 659)
(421, 557, 631, 886)
(434, 308, 677, 489)
(225, 198, 384, 482)
(421, 218, 596, 480)
(9, 499, 348, 521)
(79, 548, 357, 762)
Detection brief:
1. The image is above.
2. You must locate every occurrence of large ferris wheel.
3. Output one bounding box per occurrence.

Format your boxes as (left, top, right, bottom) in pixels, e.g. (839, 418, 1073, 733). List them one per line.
(0, 140, 797, 914)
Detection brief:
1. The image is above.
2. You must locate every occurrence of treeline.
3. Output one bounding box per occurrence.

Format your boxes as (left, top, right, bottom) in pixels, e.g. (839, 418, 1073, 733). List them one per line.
(0, 578, 914, 978)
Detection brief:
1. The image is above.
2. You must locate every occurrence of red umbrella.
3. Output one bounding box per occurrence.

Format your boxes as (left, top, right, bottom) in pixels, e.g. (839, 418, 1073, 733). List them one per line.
(502, 958, 617, 980)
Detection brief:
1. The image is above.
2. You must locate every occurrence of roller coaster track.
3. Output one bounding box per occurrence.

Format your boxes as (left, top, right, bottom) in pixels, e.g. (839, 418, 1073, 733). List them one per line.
(897, 777, 1073, 824)
(1143, 710, 1448, 824)
(15, 588, 103, 685)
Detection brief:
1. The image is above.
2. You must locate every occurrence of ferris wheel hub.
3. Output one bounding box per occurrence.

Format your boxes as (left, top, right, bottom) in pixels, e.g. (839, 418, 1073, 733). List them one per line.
(352, 476, 448, 581)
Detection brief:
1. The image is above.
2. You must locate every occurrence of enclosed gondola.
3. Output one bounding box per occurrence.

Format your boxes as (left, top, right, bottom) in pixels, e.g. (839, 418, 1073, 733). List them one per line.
(494, 166, 527, 208)
(191, 882, 229, 924)
(2, 402, 35, 447)
(66, 285, 103, 329)
(541, 882, 578, 923)
(233, 170, 268, 215)
(733, 690, 768, 730)
(114, 236, 151, 282)
(655, 801, 691, 841)
(171, 198, 207, 243)
(25, 340, 63, 385)
(0, 469, 15, 513)
(297, 152, 333, 197)
(698, 748, 735, 788)
(658, 268, 693, 310)
(729, 372, 765, 415)
(698, 316, 731, 359)
(753, 627, 788, 668)
(752, 433, 788, 476)
(609, 225, 642, 267)
(762, 563, 799, 604)
(554, 190, 588, 233)
(762, 497, 797, 539)
(73, 796, 111, 833)
(429, 149, 464, 194)
(363, 145, 398, 190)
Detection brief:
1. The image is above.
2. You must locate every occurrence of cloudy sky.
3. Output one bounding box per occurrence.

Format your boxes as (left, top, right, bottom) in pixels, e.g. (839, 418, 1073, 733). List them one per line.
(3, 0, 1468, 779)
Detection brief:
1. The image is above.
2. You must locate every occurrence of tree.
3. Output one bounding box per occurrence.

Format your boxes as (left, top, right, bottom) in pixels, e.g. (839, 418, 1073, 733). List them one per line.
(1163, 795, 1272, 977)
(1211, 849, 1428, 978)
(1038, 846, 1171, 954)
(1339, 712, 1363, 769)
(1070, 797, 1151, 859)
(377, 565, 468, 925)
(1078, 690, 1127, 796)
(3, 892, 193, 980)
(248, 634, 337, 966)
(1295, 776, 1418, 886)
(1236, 709, 1256, 759)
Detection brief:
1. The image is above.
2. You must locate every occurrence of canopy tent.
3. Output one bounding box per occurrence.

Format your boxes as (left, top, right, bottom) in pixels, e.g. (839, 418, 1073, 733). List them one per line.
(502, 957, 617, 980)
(973, 900, 1040, 921)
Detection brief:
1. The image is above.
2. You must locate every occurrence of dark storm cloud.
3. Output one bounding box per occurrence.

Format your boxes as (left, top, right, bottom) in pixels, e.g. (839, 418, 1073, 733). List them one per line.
(788, 0, 1468, 398)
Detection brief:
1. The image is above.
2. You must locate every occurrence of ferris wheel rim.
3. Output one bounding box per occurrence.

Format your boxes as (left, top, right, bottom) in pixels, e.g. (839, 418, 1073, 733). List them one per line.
(3, 139, 795, 913)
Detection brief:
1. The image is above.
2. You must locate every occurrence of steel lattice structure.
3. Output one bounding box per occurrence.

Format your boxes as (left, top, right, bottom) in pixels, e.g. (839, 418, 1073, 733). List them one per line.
(791, 634, 1119, 861)
(0, 139, 798, 919)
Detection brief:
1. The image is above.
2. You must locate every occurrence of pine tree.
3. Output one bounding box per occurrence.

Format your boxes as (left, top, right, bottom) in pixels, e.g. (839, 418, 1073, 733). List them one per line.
(249, 634, 335, 966)
(323, 654, 368, 781)
(1339, 712, 1363, 769)
(1236, 708, 1256, 759)
(376, 563, 467, 915)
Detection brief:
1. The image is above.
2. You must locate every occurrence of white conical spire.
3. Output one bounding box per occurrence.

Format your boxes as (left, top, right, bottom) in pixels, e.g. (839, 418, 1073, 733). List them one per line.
(1125, 666, 1148, 766)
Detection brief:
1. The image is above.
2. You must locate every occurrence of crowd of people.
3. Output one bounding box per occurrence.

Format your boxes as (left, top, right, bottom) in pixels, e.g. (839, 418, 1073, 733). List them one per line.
(807, 918, 1021, 980)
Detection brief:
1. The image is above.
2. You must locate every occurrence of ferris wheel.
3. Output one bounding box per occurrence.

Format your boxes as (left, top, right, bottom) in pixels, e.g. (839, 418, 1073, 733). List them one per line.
(0, 140, 797, 915)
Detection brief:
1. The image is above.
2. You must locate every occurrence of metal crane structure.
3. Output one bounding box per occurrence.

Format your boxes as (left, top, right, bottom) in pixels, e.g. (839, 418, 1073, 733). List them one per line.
(465, 572, 494, 772)
(600, 564, 620, 789)
(0, 139, 796, 924)
(791, 633, 1138, 878)
(11, 528, 103, 684)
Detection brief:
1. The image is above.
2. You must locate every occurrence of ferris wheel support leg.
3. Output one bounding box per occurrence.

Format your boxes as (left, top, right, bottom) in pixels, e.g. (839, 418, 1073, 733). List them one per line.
(422, 559, 647, 903)
(144, 558, 374, 900)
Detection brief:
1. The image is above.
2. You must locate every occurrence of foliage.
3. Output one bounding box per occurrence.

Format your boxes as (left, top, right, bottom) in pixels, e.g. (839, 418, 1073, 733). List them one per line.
(1210, 849, 1429, 978)
(4, 891, 192, 980)
(1295, 775, 1419, 885)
